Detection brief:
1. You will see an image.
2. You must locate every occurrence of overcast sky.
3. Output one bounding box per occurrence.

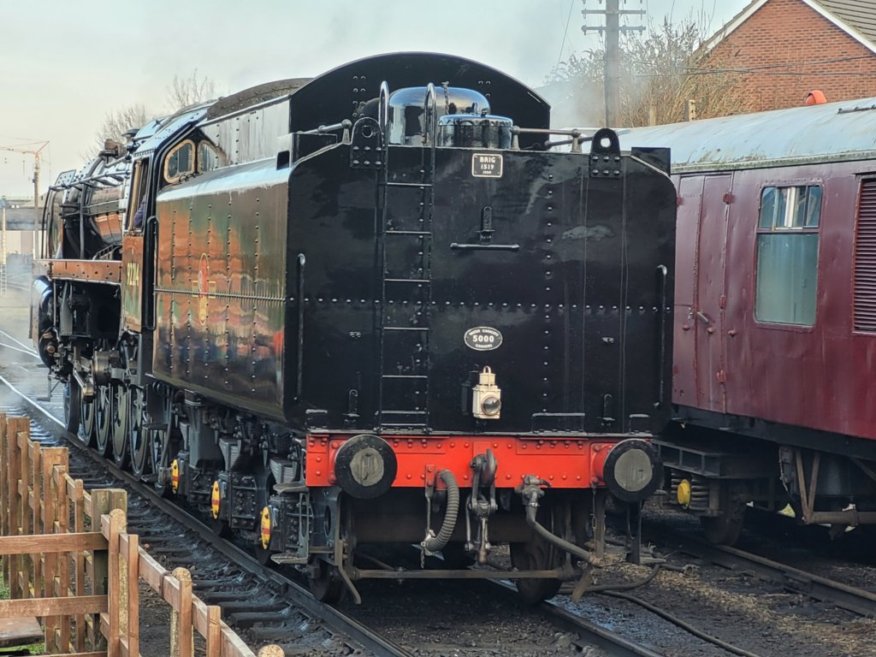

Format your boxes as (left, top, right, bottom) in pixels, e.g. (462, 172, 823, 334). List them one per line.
(0, 0, 749, 199)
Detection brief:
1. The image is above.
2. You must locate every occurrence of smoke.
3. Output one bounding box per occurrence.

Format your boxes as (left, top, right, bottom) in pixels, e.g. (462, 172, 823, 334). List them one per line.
(537, 78, 606, 129)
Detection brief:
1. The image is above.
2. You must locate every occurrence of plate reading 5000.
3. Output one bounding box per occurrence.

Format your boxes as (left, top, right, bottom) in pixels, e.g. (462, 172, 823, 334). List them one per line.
(472, 153, 503, 178)
(464, 326, 503, 351)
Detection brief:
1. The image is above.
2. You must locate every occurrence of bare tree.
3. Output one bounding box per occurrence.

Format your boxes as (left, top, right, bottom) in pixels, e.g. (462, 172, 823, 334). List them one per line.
(93, 103, 151, 154)
(166, 69, 216, 111)
(547, 18, 757, 127)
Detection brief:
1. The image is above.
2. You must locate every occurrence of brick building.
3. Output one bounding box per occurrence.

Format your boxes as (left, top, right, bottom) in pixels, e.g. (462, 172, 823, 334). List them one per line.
(703, 0, 876, 111)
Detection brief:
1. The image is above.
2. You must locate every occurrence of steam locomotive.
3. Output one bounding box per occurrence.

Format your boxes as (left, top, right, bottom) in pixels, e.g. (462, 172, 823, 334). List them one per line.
(33, 52, 675, 602)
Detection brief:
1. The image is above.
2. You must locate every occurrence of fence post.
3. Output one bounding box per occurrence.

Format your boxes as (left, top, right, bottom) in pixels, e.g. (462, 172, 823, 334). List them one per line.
(0, 414, 8, 586)
(71, 477, 86, 652)
(106, 509, 125, 657)
(205, 604, 221, 657)
(24, 434, 43, 598)
(170, 567, 193, 657)
(4, 418, 20, 595)
(89, 488, 110, 649)
(0, 413, 7, 538)
(14, 423, 30, 599)
(122, 531, 139, 657)
(89, 489, 126, 650)
(40, 446, 67, 652)
(53, 464, 72, 653)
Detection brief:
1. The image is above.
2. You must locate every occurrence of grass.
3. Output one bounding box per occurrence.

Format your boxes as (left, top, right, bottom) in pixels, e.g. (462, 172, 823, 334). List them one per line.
(0, 561, 44, 655)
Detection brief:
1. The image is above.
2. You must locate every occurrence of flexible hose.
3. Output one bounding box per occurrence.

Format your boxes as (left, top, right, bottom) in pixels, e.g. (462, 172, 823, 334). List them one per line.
(422, 469, 460, 552)
(525, 502, 600, 566)
(603, 590, 765, 657)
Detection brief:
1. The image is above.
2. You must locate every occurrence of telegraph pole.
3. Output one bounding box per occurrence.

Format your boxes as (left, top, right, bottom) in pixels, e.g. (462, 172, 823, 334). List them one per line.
(582, 0, 645, 127)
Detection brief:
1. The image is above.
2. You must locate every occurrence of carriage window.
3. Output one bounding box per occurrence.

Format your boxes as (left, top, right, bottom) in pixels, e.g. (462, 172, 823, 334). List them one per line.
(755, 185, 821, 326)
(164, 140, 195, 183)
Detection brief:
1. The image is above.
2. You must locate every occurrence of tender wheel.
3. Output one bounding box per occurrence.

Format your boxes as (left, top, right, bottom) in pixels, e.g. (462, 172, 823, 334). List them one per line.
(511, 503, 563, 604)
(111, 384, 130, 468)
(510, 540, 562, 604)
(94, 385, 113, 457)
(308, 558, 344, 604)
(63, 380, 81, 434)
(79, 384, 96, 447)
(129, 387, 149, 477)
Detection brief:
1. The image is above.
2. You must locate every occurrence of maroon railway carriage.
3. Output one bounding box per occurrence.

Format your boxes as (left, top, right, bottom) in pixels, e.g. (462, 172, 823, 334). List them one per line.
(621, 98, 876, 543)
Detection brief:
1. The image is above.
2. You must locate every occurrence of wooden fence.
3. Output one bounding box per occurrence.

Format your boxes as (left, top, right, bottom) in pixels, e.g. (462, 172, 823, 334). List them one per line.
(0, 414, 282, 657)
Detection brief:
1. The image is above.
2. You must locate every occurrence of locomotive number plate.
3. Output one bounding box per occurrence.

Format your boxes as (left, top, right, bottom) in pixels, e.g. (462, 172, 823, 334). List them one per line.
(464, 326, 503, 351)
(472, 153, 503, 178)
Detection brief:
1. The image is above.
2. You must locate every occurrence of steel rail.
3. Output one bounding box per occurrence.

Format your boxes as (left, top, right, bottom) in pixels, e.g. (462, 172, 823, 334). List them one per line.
(0, 373, 413, 657)
(0, 339, 749, 657)
(3, 360, 674, 657)
(645, 522, 876, 618)
(491, 581, 664, 657)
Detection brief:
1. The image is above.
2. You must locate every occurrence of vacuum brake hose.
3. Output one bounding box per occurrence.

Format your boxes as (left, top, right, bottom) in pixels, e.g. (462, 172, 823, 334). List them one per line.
(422, 470, 460, 552)
(524, 497, 600, 566)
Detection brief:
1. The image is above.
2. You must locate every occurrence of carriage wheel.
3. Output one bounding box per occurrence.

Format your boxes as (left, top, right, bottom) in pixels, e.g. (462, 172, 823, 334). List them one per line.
(63, 380, 81, 434)
(111, 383, 130, 468)
(129, 387, 150, 477)
(307, 558, 344, 604)
(94, 385, 113, 457)
(700, 483, 747, 546)
(700, 503, 746, 546)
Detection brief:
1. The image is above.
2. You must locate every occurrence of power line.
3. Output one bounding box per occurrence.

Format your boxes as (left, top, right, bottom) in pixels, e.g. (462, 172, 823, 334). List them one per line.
(557, 0, 578, 67)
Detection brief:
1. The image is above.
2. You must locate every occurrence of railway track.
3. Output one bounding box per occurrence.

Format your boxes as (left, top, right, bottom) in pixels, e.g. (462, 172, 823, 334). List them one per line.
(0, 319, 675, 657)
(6, 288, 871, 655)
(642, 516, 876, 618)
(0, 383, 410, 656)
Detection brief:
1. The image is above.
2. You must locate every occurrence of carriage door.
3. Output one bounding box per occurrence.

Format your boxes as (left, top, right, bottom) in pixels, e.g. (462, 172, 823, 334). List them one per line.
(694, 175, 731, 412)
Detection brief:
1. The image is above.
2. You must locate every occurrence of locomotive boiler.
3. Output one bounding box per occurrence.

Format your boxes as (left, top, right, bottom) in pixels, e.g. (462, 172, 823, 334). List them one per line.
(33, 52, 676, 602)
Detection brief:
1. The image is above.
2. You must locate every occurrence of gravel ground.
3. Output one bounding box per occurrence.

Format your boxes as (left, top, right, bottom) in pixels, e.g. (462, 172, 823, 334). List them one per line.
(341, 577, 612, 657)
(5, 270, 876, 657)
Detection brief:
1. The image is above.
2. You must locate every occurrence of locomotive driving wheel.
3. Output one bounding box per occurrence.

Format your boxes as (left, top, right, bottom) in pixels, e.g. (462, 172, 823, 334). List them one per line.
(63, 380, 81, 434)
(129, 387, 149, 477)
(111, 383, 130, 468)
(94, 385, 113, 457)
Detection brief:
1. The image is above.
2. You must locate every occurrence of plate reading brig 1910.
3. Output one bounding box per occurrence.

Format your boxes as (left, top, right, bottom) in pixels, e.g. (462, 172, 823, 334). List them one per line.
(464, 326, 503, 351)
(471, 153, 503, 178)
